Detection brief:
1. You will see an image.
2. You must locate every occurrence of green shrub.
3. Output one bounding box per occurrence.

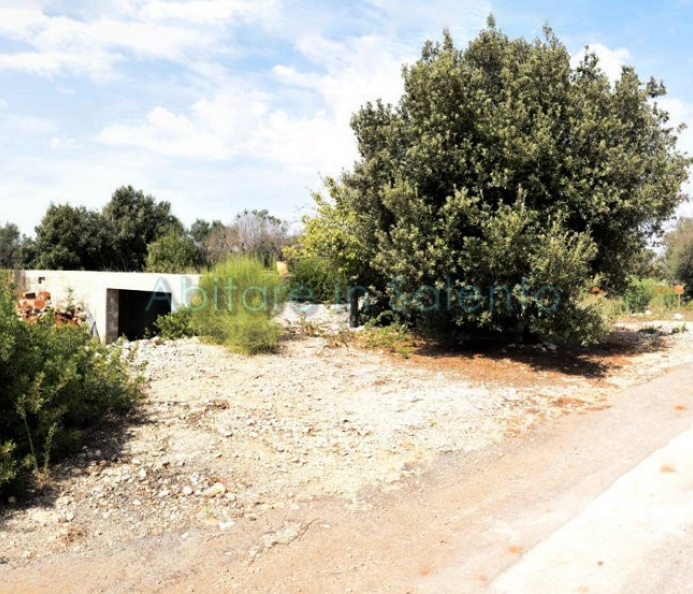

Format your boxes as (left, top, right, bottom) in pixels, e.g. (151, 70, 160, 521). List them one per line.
(191, 256, 288, 354)
(0, 277, 143, 495)
(622, 277, 658, 312)
(152, 307, 196, 339)
(288, 258, 345, 304)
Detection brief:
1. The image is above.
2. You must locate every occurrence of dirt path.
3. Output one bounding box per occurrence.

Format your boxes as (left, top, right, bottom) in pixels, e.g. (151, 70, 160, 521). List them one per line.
(2, 322, 693, 593)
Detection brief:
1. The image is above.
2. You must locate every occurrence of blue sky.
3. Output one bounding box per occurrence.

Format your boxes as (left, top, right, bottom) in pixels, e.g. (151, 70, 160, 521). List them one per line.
(0, 0, 692, 236)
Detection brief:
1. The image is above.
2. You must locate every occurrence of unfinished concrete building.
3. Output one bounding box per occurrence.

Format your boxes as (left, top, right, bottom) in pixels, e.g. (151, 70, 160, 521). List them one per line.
(13, 270, 201, 343)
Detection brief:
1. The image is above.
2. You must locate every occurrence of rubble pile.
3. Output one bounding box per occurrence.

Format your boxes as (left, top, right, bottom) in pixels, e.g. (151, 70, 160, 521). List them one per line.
(17, 291, 89, 326)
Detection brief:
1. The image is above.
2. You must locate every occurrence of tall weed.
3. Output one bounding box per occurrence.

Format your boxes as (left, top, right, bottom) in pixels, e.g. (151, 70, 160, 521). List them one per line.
(191, 256, 288, 354)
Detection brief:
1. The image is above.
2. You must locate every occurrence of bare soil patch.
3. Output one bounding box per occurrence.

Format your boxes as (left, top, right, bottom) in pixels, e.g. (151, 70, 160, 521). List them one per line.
(1, 319, 692, 582)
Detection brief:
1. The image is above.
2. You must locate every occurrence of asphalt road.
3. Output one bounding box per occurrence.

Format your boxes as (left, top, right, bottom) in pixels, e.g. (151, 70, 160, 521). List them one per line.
(418, 362, 693, 594)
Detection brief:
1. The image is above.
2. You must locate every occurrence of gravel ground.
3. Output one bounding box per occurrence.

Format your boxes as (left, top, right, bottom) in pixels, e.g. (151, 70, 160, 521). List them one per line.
(2, 317, 693, 565)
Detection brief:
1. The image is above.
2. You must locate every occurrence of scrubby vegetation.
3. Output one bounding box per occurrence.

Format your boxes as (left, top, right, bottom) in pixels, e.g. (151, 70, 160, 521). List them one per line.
(288, 258, 345, 305)
(190, 256, 287, 354)
(0, 276, 143, 495)
(151, 307, 197, 340)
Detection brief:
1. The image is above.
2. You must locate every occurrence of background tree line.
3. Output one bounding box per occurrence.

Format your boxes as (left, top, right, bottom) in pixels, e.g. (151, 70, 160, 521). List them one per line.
(0, 185, 291, 273)
(1, 18, 692, 347)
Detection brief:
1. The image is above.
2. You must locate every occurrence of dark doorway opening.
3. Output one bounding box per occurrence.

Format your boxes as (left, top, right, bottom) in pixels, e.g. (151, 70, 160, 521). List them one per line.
(117, 289, 171, 340)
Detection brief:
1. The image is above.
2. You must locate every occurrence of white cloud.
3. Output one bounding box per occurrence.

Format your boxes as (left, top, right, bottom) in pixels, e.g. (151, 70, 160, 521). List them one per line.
(0, 3, 254, 79)
(363, 0, 491, 38)
(0, 145, 317, 235)
(571, 43, 631, 83)
(99, 84, 273, 160)
(140, 0, 280, 26)
(98, 31, 408, 175)
(0, 49, 120, 79)
(3, 114, 57, 136)
(50, 135, 80, 150)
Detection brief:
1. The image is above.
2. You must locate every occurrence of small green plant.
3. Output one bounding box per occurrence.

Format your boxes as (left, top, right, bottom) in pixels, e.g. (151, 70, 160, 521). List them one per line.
(361, 324, 415, 358)
(296, 314, 322, 336)
(152, 307, 196, 339)
(324, 327, 354, 348)
(639, 324, 662, 335)
(652, 285, 679, 310)
(671, 323, 688, 334)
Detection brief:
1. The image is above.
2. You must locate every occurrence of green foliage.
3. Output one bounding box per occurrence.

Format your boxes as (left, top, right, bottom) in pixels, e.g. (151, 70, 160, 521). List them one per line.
(0, 277, 142, 494)
(151, 307, 196, 340)
(145, 231, 204, 273)
(664, 217, 693, 297)
(651, 285, 679, 310)
(33, 205, 108, 270)
(622, 277, 658, 312)
(102, 185, 182, 271)
(295, 188, 371, 279)
(190, 256, 287, 354)
(189, 219, 224, 244)
(361, 324, 415, 358)
(0, 223, 23, 269)
(288, 258, 345, 304)
(302, 22, 691, 345)
(30, 185, 181, 272)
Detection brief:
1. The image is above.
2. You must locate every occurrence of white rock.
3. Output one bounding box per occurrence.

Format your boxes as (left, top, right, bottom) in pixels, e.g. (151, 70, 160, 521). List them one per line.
(202, 482, 227, 498)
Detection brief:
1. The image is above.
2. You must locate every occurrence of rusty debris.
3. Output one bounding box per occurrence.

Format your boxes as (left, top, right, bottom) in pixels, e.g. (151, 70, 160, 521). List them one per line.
(17, 291, 89, 326)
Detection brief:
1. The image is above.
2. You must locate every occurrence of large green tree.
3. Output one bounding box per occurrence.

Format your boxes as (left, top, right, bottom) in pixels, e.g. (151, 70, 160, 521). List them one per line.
(102, 185, 182, 271)
(31, 186, 182, 271)
(0, 223, 21, 269)
(33, 205, 109, 270)
(302, 20, 691, 343)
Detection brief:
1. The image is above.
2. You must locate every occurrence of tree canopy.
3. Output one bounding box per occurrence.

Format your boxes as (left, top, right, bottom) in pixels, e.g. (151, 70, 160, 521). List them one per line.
(0, 223, 22, 269)
(28, 186, 182, 272)
(34, 205, 108, 271)
(203, 209, 290, 265)
(10, 189, 289, 274)
(101, 185, 182, 271)
(301, 20, 692, 343)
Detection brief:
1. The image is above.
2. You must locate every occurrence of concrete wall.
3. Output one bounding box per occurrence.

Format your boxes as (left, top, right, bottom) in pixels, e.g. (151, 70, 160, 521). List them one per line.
(13, 270, 201, 343)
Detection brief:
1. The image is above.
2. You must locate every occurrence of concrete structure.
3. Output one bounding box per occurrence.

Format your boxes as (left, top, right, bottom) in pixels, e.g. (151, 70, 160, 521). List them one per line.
(13, 270, 201, 343)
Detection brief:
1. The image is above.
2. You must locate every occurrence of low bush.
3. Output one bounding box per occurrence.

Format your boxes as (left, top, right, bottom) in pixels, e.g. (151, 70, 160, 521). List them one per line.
(0, 277, 143, 495)
(622, 277, 658, 312)
(151, 307, 196, 339)
(360, 324, 416, 358)
(190, 256, 288, 354)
